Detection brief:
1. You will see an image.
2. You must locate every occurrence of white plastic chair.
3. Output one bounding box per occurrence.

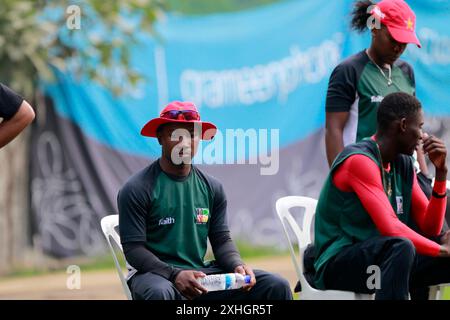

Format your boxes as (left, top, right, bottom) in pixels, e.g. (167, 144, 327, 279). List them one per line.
(100, 214, 132, 300)
(276, 196, 450, 300)
(428, 284, 448, 300)
(276, 196, 374, 300)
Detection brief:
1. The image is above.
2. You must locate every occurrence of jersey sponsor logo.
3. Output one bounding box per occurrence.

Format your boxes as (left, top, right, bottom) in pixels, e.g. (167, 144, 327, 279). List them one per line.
(159, 217, 175, 225)
(396, 196, 404, 215)
(371, 95, 384, 103)
(195, 208, 209, 224)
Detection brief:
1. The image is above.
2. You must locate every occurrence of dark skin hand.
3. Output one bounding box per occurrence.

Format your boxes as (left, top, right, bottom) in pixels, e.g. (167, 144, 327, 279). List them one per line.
(234, 264, 256, 292)
(442, 230, 450, 247)
(421, 133, 450, 257)
(174, 270, 208, 300)
(439, 230, 450, 257)
(175, 265, 257, 298)
(422, 133, 448, 181)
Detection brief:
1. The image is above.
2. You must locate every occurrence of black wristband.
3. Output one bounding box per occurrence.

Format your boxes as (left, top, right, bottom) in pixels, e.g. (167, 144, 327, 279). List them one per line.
(432, 190, 447, 198)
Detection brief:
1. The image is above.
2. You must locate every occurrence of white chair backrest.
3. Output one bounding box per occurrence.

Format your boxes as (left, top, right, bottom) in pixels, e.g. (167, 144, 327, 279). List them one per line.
(100, 214, 132, 300)
(275, 196, 317, 290)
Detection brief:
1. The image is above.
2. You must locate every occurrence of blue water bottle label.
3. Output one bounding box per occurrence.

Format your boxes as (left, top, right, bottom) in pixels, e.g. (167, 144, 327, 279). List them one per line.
(225, 274, 233, 289)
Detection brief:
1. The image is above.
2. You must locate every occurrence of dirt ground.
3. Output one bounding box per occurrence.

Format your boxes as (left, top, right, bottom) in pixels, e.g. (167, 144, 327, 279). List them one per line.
(0, 255, 297, 300)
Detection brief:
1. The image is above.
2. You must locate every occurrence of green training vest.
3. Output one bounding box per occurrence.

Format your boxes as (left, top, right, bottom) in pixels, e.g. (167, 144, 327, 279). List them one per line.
(314, 139, 414, 289)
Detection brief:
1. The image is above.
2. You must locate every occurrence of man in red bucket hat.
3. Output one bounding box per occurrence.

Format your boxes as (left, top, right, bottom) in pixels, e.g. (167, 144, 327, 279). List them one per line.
(117, 101, 292, 300)
(140, 101, 217, 140)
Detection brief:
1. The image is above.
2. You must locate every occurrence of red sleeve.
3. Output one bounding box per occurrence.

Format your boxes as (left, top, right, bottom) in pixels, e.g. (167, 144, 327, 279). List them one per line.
(410, 174, 447, 237)
(333, 154, 441, 257)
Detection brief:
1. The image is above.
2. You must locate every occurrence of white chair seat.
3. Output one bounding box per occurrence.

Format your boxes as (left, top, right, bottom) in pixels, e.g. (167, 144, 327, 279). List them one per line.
(276, 196, 374, 300)
(276, 195, 449, 300)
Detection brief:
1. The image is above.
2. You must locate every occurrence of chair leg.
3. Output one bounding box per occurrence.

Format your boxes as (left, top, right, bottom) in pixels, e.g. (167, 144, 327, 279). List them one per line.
(437, 285, 443, 300)
(428, 286, 438, 300)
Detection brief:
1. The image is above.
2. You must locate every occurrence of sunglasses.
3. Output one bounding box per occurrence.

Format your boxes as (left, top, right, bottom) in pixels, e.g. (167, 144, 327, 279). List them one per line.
(160, 110, 200, 121)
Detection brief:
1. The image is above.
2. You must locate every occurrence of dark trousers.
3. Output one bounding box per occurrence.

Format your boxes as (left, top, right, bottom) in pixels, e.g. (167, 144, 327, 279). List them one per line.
(128, 267, 293, 300)
(321, 236, 450, 300)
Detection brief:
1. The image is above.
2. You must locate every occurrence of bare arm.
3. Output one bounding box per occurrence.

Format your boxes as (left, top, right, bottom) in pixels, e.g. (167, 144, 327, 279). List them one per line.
(325, 111, 349, 167)
(0, 100, 35, 148)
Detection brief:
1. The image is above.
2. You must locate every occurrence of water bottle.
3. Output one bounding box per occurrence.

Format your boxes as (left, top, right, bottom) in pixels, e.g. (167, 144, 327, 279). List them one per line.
(196, 273, 251, 291)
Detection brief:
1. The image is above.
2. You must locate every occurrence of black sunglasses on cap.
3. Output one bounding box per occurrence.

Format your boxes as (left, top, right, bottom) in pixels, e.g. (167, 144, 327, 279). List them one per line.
(160, 110, 200, 121)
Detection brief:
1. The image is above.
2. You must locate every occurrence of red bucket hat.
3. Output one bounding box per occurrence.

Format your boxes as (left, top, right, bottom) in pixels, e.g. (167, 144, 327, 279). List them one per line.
(371, 0, 421, 48)
(141, 101, 217, 140)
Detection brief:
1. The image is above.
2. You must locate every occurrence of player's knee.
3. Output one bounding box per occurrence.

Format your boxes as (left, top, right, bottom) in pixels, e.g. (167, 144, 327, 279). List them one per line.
(386, 236, 416, 261)
(264, 273, 293, 300)
(142, 281, 177, 300)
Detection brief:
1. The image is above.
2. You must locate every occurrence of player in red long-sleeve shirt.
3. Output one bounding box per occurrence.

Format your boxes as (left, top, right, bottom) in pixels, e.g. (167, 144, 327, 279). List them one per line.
(313, 92, 450, 300)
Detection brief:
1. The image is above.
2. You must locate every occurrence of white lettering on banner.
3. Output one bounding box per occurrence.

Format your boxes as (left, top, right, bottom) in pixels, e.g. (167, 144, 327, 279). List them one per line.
(180, 33, 343, 108)
(407, 28, 450, 65)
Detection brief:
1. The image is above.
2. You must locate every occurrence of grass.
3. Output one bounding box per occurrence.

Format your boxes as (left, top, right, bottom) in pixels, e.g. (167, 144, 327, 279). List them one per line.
(444, 287, 450, 299)
(1, 241, 287, 280)
(2, 254, 121, 280)
(236, 241, 288, 259)
(2, 243, 449, 301)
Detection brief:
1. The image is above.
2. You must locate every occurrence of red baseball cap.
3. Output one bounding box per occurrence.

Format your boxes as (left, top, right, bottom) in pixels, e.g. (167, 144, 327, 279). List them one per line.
(371, 0, 421, 48)
(141, 101, 217, 140)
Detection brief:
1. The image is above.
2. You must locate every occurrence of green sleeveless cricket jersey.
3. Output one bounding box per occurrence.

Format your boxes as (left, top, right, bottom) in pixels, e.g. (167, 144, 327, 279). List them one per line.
(326, 50, 415, 144)
(313, 139, 415, 289)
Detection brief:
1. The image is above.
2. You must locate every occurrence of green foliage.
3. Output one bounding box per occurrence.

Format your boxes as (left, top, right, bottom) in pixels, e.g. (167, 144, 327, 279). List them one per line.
(0, 0, 284, 98)
(0, 0, 165, 98)
(444, 286, 450, 300)
(167, 0, 283, 15)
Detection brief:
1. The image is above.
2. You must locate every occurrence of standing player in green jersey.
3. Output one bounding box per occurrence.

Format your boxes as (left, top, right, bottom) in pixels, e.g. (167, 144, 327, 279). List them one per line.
(117, 101, 292, 300)
(322, 0, 450, 227)
(325, 0, 423, 168)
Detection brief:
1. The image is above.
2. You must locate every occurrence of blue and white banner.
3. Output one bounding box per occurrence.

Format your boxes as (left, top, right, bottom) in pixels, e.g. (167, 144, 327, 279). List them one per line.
(31, 0, 450, 257)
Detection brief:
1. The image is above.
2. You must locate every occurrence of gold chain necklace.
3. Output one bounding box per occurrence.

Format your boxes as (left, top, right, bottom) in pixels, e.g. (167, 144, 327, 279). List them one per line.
(384, 170, 393, 198)
(373, 139, 393, 197)
(366, 49, 393, 87)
